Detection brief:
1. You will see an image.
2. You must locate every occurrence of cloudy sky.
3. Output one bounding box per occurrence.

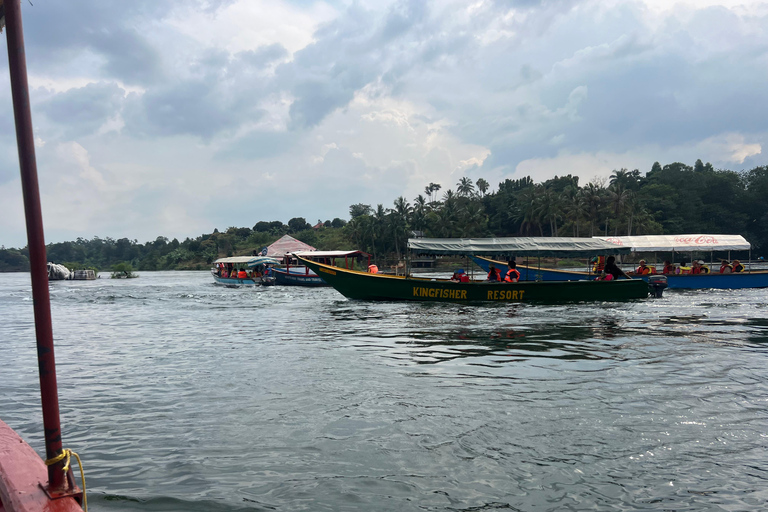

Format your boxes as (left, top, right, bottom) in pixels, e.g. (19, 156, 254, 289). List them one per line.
(1, 0, 767, 247)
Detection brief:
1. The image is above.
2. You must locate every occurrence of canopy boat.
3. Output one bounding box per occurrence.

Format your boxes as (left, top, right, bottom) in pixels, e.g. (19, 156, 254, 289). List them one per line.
(438, 237, 626, 282)
(273, 250, 371, 287)
(211, 255, 280, 286)
(594, 235, 768, 289)
(297, 237, 652, 303)
(2, 2, 86, 509)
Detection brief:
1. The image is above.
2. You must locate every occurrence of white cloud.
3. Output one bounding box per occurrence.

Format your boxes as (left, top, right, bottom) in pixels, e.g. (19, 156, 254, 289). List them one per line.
(695, 133, 762, 164)
(1, 0, 768, 247)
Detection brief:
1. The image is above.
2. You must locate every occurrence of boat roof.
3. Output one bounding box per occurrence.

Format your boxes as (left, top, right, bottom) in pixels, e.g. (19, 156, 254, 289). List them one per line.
(407, 237, 631, 257)
(214, 256, 281, 266)
(593, 235, 751, 252)
(292, 250, 370, 258)
(266, 235, 316, 257)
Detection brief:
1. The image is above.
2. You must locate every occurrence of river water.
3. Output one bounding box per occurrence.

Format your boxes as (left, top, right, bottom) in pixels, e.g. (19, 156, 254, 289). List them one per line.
(1, 271, 767, 511)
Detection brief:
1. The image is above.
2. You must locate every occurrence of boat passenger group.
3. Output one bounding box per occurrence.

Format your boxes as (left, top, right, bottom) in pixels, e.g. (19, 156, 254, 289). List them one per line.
(593, 256, 745, 280)
(471, 261, 521, 283)
(214, 263, 271, 279)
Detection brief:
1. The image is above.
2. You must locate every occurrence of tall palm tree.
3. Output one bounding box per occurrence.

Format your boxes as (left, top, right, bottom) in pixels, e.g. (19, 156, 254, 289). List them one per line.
(457, 177, 476, 198)
(391, 196, 411, 259)
(562, 186, 587, 236)
(534, 187, 562, 237)
(511, 186, 541, 236)
(606, 183, 630, 235)
(582, 182, 605, 236)
(476, 178, 490, 196)
(412, 195, 427, 232)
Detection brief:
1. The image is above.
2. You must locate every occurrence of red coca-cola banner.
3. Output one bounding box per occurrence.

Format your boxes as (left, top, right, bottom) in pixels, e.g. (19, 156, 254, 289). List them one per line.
(673, 236, 718, 245)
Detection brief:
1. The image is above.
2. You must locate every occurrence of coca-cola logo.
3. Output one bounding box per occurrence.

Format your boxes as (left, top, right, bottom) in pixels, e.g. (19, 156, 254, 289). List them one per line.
(674, 236, 718, 245)
(604, 238, 623, 245)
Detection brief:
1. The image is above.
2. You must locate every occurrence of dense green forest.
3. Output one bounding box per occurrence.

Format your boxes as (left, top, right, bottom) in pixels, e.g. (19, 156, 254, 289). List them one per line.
(1, 160, 767, 272)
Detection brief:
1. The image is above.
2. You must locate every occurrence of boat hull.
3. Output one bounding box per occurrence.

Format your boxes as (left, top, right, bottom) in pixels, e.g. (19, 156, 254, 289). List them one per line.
(212, 275, 259, 286)
(273, 267, 328, 287)
(661, 272, 768, 289)
(472, 256, 768, 289)
(300, 258, 649, 303)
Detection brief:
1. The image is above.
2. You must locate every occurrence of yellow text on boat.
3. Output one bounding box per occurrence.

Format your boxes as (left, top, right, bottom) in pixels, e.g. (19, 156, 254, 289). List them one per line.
(412, 287, 467, 299)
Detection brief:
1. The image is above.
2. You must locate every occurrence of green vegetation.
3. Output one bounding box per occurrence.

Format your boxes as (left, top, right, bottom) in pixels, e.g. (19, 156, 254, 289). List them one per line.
(110, 262, 137, 279)
(1, 160, 767, 272)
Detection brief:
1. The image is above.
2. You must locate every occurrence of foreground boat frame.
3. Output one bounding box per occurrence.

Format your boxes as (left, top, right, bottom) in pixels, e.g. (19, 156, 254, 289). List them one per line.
(299, 257, 650, 303)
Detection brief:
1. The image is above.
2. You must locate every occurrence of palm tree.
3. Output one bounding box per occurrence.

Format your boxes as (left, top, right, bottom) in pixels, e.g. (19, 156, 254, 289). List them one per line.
(457, 177, 476, 198)
(606, 183, 630, 235)
(562, 186, 587, 236)
(476, 178, 490, 196)
(425, 182, 442, 203)
(412, 195, 427, 232)
(391, 196, 411, 258)
(582, 182, 605, 236)
(534, 187, 562, 236)
(511, 186, 541, 236)
(459, 201, 488, 236)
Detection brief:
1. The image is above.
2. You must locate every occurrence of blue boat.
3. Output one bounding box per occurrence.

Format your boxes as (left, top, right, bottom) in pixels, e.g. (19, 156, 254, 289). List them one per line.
(211, 255, 281, 287)
(272, 267, 328, 287)
(470, 235, 768, 289)
(472, 256, 594, 282)
(274, 250, 372, 287)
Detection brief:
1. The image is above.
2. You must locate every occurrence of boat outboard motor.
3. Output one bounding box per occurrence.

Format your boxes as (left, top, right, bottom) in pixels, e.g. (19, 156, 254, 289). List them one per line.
(647, 275, 668, 298)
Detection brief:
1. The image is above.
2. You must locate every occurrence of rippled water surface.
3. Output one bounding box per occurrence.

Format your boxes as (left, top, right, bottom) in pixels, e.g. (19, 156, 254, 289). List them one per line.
(2, 271, 768, 511)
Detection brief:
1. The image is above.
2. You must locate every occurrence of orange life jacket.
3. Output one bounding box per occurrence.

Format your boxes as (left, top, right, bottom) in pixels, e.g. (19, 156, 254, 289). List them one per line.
(368, 265, 378, 274)
(487, 268, 500, 281)
(504, 269, 520, 282)
(237, 270, 247, 278)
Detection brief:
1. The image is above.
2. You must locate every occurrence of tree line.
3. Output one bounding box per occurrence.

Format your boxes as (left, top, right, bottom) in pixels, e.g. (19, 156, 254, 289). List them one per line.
(1, 160, 767, 272)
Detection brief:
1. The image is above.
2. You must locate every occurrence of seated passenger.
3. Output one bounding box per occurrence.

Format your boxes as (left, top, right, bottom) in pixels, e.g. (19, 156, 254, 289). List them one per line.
(719, 260, 732, 274)
(237, 269, 247, 279)
(368, 264, 379, 274)
(595, 272, 613, 281)
(732, 260, 744, 272)
(662, 261, 676, 274)
(504, 261, 520, 283)
(604, 256, 628, 280)
(635, 260, 650, 275)
(451, 270, 464, 282)
(487, 265, 501, 282)
(698, 260, 710, 274)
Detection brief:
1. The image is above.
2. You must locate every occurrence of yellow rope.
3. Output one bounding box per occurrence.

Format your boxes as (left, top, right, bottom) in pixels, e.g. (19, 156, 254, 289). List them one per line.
(45, 448, 88, 512)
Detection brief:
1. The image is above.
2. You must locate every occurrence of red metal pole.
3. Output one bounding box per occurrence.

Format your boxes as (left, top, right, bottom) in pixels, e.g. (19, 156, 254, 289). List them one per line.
(4, 0, 68, 491)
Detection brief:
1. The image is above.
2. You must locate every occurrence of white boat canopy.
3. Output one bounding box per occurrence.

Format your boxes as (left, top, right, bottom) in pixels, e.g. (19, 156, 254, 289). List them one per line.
(593, 235, 751, 252)
(214, 256, 281, 266)
(407, 237, 632, 257)
(292, 250, 370, 258)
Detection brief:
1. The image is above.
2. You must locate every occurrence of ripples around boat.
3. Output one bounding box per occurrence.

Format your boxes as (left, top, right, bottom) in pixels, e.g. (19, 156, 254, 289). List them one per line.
(1, 271, 767, 511)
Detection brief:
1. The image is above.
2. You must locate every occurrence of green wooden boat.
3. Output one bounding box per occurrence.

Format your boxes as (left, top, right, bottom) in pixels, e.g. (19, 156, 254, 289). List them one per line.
(298, 257, 650, 303)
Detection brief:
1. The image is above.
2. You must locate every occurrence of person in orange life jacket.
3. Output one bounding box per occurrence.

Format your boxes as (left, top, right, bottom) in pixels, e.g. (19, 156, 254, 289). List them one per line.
(504, 260, 520, 283)
(368, 264, 378, 274)
(450, 270, 463, 282)
(635, 260, 650, 275)
(662, 260, 676, 274)
(487, 265, 501, 281)
(732, 260, 744, 272)
(719, 260, 733, 274)
(237, 268, 247, 279)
